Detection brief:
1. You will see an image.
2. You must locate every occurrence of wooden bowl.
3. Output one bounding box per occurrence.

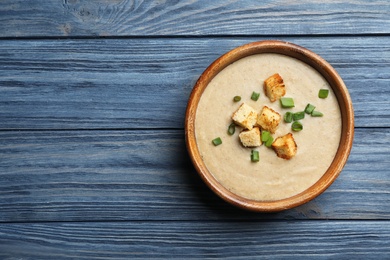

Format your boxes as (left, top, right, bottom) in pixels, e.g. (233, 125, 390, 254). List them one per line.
(185, 40, 354, 212)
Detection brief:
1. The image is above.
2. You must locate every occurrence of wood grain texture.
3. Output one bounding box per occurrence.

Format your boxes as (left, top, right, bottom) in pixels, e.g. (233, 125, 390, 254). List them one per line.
(0, 221, 389, 259)
(0, 37, 389, 130)
(1, 1, 389, 258)
(0, 128, 388, 222)
(0, 0, 389, 37)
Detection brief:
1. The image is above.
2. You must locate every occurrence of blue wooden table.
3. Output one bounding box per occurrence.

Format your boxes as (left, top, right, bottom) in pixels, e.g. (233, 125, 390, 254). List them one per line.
(0, 1, 389, 258)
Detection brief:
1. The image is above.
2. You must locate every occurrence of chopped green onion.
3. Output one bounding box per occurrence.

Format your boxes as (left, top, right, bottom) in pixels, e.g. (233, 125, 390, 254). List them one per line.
(261, 130, 271, 142)
(227, 123, 236, 135)
(293, 111, 305, 121)
(284, 112, 293, 123)
(305, 103, 316, 114)
(212, 137, 222, 146)
(251, 150, 260, 162)
(311, 110, 324, 117)
(318, 89, 329, 99)
(233, 96, 241, 102)
(251, 91, 260, 101)
(265, 136, 274, 147)
(261, 130, 274, 147)
(291, 121, 303, 132)
(280, 97, 295, 108)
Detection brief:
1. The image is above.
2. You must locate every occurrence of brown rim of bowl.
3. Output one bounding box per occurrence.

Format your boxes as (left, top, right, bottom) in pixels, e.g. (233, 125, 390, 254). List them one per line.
(185, 40, 354, 212)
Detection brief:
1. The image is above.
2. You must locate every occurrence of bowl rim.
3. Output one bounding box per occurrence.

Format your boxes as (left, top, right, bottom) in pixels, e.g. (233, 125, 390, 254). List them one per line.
(185, 40, 354, 212)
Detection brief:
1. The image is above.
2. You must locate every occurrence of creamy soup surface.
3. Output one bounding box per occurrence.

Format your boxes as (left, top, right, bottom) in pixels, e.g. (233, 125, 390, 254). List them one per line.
(195, 53, 342, 201)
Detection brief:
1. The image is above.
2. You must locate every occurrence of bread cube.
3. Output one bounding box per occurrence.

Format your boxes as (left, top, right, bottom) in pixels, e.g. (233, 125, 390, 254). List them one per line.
(231, 103, 258, 130)
(264, 73, 286, 102)
(256, 106, 281, 134)
(239, 127, 262, 147)
(271, 133, 297, 160)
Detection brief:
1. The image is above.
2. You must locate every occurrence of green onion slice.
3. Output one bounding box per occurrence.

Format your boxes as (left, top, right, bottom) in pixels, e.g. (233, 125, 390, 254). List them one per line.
(293, 111, 305, 121)
(233, 96, 241, 102)
(212, 137, 222, 146)
(311, 110, 324, 117)
(251, 91, 260, 101)
(261, 130, 274, 147)
(251, 150, 260, 162)
(261, 130, 271, 142)
(280, 97, 295, 108)
(265, 136, 274, 147)
(291, 121, 303, 132)
(227, 123, 236, 135)
(318, 89, 329, 99)
(305, 103, 316, 114)
(284, 112, 293, 123)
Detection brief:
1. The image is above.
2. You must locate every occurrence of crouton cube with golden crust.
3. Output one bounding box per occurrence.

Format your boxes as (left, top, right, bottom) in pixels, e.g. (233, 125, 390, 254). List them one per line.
(256, 106, 281, 134)
(272, 133, 297, 160)
(239, 127, 262, 147)
(231, 103, 258, 130)
(264, 73, 286, 102)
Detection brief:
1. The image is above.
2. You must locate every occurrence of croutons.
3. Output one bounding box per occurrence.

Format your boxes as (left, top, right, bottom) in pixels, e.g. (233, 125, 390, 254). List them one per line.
(231, 103, 258, 130)
(256, 106, 281, 134)
(239, 127, 262, 147)
(264, 73, 286, 102)
(271, 133, 297, 160)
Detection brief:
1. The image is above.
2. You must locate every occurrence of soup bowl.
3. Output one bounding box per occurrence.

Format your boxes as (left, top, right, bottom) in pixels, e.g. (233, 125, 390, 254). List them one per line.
(185, 40, 354, 212)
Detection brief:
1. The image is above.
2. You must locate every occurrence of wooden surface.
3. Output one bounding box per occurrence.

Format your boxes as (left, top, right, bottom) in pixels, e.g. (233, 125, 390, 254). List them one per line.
(0, 0, 389, 258)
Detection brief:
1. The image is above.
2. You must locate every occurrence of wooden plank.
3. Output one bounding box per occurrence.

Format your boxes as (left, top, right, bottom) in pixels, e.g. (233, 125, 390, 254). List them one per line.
(0, 0, 389, 37)
(0, 221, 389, 258)
(0, 37, 389, 129)
(0, 128, 388, 222)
